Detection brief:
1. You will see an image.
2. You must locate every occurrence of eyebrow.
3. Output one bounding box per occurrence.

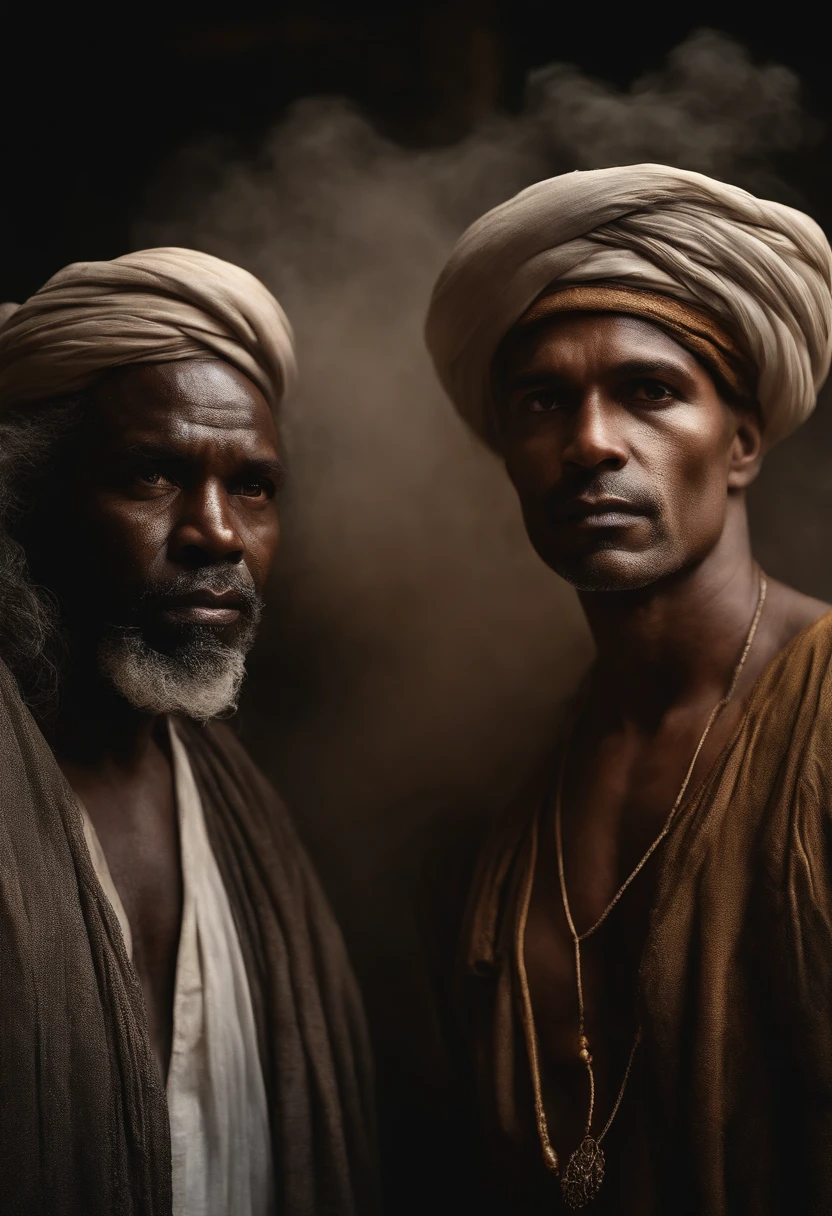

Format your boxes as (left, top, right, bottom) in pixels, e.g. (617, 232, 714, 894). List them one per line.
(120, 442, 186, 463)
(506, 357, 694, 389)
(607, 357, 695, 380)
(245, 458, 287, 489)
(120, 442, 287, 488)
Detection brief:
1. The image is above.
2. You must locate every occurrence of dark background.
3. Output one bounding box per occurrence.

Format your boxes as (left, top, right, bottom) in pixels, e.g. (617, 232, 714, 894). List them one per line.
(3, 1, 832, 299)
(4, 6, 831, 1212)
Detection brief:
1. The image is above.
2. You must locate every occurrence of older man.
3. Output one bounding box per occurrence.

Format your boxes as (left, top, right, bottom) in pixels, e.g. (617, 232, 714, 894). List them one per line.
(425, 166, 832, 1214)
(0, 249, 376, 1216)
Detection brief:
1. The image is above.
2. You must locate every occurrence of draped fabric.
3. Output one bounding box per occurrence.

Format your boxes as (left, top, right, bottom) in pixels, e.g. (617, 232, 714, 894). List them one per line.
(183, 719, 380, 1216)
(0, 658, 171, 1216)
(516, 284, 755, 401)
(425, 164, 832, 447)
(0, 659, 379, 1216)
(78, 722, 275, 1216)
(460, 608, 832, 1214)
(0, 248, 296, 413)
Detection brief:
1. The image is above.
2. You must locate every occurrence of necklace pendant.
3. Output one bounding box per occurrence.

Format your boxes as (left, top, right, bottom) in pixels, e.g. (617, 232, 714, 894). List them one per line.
(560, 1137, 605, 1209)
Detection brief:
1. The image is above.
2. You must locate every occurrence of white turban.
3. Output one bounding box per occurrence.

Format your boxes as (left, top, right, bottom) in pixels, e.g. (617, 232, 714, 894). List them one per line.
(425, 164, 832, 447)
(0, 247, 296, 414)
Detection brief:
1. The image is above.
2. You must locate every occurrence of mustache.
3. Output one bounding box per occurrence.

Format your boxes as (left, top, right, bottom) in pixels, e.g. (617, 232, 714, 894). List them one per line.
(542, 470, 660, 520)
(137, 566, 262, 621)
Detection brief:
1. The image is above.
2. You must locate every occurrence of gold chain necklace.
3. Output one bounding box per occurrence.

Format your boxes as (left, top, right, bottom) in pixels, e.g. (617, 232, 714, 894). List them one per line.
(516, 572, 767, 1210)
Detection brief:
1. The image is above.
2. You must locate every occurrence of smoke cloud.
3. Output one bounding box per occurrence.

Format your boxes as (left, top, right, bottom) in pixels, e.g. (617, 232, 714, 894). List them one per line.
(135, 28, 815, 872)
(134, 29, 824, 1187)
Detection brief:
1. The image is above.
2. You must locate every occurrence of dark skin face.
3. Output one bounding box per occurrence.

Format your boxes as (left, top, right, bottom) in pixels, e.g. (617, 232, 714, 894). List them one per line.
(496, 312, 761, 591)
(39, 358, 282, 654)
(37, 359, 282, 1081)
(494, 314, 830, 1206)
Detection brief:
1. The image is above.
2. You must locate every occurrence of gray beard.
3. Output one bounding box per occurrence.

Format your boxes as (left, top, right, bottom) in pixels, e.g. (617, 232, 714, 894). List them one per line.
(98, 627, 248, 722)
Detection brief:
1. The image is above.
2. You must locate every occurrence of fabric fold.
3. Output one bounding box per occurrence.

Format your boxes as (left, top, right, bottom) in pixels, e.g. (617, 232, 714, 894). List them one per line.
(0, 248, 296, 413)
(0, 660, 379, 1216)
(458, 609, 832, 1214)
(425, 164, 832, 447)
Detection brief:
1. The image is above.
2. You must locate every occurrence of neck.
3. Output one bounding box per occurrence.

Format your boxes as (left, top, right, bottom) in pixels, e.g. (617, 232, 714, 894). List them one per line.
(578, 500, 760, 726)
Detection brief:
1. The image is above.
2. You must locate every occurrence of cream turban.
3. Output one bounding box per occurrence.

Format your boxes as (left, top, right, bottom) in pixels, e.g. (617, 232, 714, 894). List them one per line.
(425, 164, 832, 447)
(0, 247, 296, 414)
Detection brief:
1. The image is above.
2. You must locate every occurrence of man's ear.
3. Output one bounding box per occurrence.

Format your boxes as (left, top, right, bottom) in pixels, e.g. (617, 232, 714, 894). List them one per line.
(727, 407, 764, 490)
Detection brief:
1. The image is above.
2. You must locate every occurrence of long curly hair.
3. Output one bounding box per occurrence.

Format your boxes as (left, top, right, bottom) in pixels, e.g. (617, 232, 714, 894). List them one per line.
(0, 398, 86, 709)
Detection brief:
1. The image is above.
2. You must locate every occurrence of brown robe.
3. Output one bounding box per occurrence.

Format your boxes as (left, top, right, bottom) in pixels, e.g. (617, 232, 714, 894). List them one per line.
(0, 657, 379, 1216)
(460, 609, 832, 1215)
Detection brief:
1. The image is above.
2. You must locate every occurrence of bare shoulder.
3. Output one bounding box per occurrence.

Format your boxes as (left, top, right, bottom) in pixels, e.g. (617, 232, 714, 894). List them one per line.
(765, 577, 832, 649)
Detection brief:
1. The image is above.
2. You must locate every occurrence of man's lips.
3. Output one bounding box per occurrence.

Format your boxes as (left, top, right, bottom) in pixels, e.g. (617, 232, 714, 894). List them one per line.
(155, 589, 245, 627)
(551, 497, 648, 528)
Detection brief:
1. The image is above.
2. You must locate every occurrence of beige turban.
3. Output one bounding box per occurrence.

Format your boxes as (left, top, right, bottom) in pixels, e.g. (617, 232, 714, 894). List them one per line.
(0, 247, 296, 414)
(425, 164, 832, 447)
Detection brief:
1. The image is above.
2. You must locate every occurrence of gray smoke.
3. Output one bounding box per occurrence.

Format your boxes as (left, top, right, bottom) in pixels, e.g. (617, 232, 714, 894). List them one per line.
(134, 27, 820, 971)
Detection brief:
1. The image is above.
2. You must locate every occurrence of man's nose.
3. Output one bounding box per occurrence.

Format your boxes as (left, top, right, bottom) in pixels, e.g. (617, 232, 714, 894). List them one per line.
(561, 392, 628, 471)
(168, 481, 244, 567)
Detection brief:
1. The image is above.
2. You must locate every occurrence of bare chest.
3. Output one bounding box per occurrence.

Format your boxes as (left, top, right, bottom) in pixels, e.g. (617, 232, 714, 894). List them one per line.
(523, 845, 654, 1157)
(67, 763, 182, 1081)
(520, 718, 735, 1151)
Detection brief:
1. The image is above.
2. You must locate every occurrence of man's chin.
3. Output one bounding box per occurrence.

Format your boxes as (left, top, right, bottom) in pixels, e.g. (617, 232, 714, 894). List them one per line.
(142, 617, 255, 658)
(97, 627, 250, 722)
(546, 547, 677, 593)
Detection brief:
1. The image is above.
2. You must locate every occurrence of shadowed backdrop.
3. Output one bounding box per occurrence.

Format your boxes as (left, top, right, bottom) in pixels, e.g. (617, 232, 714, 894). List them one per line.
(3, 7, 830, 1209)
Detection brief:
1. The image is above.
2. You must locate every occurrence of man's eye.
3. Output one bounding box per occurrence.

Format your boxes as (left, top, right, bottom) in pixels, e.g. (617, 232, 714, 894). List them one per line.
(631, 380, 675, 403)
(519, 390, 561, 414)
(234, 480, 274, 500)
(135, 469, 172, 488)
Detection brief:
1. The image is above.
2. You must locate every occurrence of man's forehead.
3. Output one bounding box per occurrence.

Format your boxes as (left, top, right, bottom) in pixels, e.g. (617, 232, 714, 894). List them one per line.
(499, 312, 700, 380)
(92, 359, 278, 452)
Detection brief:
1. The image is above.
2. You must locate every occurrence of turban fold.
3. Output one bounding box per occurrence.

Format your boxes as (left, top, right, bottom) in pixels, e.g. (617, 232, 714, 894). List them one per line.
(425, 164, 832, 447)
(0, 248, 296, 414)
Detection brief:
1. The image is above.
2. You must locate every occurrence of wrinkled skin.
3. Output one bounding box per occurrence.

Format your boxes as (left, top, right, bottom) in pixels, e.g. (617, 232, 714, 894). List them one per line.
(32, 359, 282, 1080)
(33, 359, 282, 651)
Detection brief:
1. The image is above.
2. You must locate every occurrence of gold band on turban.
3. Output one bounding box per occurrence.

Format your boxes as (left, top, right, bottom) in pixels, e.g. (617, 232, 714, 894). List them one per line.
(516, 284, 757, 402)
(0, 248, 296, 415)
(425, 164, 832, 448)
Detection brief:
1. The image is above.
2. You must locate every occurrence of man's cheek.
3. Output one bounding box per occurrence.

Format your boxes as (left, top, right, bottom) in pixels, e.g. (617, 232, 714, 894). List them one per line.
(245, 519, 280, 589)
(505, 444, 560, 499)
(91, 507, 170, 564)
(677, 446, 728, 518)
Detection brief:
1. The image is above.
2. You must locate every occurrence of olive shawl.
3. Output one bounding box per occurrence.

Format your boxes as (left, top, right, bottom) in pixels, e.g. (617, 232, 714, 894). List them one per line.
(462, 609, 832, 1214)
(0, 658, 378, 1216)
